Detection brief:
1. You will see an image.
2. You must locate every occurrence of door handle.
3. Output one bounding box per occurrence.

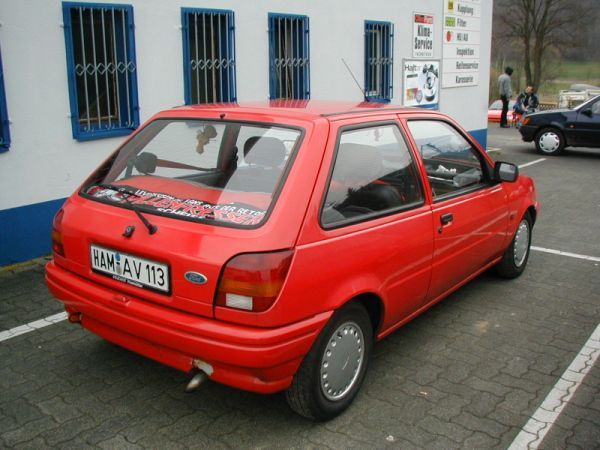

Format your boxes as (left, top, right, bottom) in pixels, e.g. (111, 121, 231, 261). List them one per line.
(440, 213, 453, 225)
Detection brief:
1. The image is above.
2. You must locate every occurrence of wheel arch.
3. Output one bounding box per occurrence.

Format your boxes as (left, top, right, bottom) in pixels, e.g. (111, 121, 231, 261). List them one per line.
(526, 205, 537, 225)
(346, 292, 384, 337)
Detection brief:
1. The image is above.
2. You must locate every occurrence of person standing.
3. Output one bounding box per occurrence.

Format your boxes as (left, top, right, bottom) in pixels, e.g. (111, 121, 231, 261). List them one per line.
(497, 67, 513, 128)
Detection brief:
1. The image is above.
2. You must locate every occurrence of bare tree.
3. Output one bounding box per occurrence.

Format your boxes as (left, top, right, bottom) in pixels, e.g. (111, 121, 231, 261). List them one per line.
(494, 0, 595, 88)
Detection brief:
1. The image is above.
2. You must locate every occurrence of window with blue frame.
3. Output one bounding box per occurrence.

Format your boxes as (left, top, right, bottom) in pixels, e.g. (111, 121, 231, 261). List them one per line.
(268, 14, 310, 100)
(62, 3, 139, 141)
(0, 45, 10, 151)
(182, 9, 236, 104)
(364, 21, 393, 102)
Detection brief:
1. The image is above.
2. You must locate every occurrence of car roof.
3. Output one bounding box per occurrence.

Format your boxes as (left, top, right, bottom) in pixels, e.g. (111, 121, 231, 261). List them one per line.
(166, 100, 440, 122)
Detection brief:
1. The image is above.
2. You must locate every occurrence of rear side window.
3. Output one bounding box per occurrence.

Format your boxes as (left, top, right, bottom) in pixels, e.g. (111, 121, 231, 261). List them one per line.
(321, 124, 424, 226)
(82, 119, 302, 228)
(407, 120, 486, 200)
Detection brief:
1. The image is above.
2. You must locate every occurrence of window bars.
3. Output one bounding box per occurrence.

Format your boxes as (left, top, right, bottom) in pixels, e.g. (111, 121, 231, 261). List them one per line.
(0, 45, 10, 151)
(268, 14, 310, 100)
(182, 9, 236, 104)
(364, 21, 393, 102)
(62, 3, 139, 140)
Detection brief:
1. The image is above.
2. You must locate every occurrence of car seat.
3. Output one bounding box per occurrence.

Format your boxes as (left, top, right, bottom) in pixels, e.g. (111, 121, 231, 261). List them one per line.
(224, 136, 286, 193)
(325, 143, 402, 219)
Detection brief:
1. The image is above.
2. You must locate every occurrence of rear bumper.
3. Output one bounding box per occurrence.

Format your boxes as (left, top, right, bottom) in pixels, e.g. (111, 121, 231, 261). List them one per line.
(46, 261, 331, 393)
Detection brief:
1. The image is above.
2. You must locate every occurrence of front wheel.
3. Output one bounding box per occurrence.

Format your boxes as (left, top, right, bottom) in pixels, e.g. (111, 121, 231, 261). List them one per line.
(535, 127, 565, 155)
(495, 212, 532, 278)
(285, 302, 373, 421)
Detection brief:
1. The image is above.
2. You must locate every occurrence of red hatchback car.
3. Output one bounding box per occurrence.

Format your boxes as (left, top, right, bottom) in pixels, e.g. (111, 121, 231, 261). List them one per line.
(488, 99, 516, 123)
(46, 101, 538, 420)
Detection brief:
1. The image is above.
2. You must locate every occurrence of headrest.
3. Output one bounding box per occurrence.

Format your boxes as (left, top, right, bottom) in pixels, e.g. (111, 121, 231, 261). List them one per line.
(244, 136, 286, 168)
(333, 143, 383, 185)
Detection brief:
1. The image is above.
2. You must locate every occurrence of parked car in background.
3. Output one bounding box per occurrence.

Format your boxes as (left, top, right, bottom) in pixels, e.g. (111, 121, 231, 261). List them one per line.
(46, 101, 539, 420)
(488, 99, 516, 122)
(520, 95, 600, 155)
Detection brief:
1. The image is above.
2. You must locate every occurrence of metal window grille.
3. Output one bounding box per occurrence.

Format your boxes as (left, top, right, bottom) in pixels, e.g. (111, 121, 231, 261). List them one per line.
(182, 9, 236, 104)
(268, 14, 310, 100)
(62, 3, 139, 140)
(364, 21, 393, 102)
(0, 45, 10, 151)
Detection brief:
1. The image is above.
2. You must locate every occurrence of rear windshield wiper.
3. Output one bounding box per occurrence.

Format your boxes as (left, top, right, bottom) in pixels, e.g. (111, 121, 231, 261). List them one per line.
(92, 183, 158, 235)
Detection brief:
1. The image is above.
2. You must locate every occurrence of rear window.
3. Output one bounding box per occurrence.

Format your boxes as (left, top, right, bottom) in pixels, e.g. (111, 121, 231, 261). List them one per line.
(81, 119, 302, 228)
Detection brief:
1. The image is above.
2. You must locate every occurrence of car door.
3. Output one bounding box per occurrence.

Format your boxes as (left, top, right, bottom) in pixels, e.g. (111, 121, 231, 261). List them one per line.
(573, 97, 600, 147)
(405, 119, 510, 302)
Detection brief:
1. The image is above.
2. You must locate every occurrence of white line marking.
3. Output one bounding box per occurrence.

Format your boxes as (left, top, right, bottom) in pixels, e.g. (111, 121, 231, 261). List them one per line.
(518, 158, 546, 169)
(531, 246, 600, 263)
(0, 312, 67, 342)
(508, 323, 600, 450)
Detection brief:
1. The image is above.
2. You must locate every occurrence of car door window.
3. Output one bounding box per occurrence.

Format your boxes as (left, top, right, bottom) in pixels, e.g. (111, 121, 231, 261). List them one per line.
(321, 124, 424, 226)
(407, 120, 486, 200)
(591, 100, 600, 115)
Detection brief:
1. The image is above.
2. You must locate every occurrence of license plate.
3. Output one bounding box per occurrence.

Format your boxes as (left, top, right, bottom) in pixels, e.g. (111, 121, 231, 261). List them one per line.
(90, 245, 170, 293)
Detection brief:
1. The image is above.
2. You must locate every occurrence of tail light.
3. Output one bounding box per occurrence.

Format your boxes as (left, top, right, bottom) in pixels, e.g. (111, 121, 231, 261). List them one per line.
(216, 250, 294, 312)
(51, 208, 65, 257)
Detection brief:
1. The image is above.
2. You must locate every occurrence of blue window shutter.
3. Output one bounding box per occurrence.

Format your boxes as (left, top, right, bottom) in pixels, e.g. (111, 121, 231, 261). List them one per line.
(62, 2, 139, 141)
(0, 45, 11, 151)
(364, 20, 393, 102)
(181, 8, 236, 104)
(268, 13, 310, 100)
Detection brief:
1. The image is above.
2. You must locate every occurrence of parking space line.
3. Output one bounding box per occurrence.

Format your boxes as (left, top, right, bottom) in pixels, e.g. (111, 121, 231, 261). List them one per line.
(0, 312, 67, 342)
(508, 323, 600, 450)
(531, 246, 600, 263)
(518, 158, 546, 169)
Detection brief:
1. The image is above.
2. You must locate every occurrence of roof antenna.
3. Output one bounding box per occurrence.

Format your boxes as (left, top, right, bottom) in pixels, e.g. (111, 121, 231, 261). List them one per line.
(341, 58, 368, 102)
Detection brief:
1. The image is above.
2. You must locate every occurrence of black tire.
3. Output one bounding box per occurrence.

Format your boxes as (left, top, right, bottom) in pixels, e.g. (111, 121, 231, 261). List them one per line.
(495, 212, 532, 278)
(285, 302, 373, 421)
(534, 127, 565, 155)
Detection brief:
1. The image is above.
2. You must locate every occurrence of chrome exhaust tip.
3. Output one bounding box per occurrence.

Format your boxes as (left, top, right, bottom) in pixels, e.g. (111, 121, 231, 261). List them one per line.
(185, 371, 208, 393)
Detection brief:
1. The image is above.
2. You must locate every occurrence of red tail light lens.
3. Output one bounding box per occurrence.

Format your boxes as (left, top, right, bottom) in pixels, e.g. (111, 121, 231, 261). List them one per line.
(51, 208, 65, 257)
(216, 250, 294, 312)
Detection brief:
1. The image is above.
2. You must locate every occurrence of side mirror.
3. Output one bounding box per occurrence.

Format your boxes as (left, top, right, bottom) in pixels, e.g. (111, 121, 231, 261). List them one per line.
(494, 161, 519, 183)
(582, 108, 593, 117)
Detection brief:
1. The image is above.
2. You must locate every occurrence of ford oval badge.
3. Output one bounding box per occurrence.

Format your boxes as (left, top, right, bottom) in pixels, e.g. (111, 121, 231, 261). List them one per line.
(185, 272, 208, 285)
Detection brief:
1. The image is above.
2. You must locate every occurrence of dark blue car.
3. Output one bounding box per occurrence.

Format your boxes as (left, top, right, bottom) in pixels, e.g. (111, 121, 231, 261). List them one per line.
(519, 95, 600, 155)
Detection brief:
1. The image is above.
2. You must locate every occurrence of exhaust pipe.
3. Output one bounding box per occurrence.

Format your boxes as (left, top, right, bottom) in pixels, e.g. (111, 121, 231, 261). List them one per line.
(68, 312, 82, 324)
(185, 371, 208, 393)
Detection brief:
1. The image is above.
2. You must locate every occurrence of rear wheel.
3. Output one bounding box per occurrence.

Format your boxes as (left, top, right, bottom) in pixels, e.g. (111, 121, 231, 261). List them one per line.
(495, 212, 532, 278)
(534, 128, 565, 155)
(285, 302, 373, 421)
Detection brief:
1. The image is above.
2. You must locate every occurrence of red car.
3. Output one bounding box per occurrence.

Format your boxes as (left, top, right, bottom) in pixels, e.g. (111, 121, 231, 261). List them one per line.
(46, 101, 538, 420)
(488, 99, 516, 122)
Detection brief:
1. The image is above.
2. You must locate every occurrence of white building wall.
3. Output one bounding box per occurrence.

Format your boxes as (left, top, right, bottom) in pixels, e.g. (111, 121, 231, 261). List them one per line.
(0, 0, 492, 264)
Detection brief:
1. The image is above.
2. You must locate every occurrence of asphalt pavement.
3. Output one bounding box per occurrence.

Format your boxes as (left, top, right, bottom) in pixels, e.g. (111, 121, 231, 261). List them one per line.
(0, 124, 599, 449)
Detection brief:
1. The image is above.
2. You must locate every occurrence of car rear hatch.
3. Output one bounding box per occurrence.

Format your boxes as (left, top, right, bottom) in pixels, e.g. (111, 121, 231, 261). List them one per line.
(53, 117, 308, 319)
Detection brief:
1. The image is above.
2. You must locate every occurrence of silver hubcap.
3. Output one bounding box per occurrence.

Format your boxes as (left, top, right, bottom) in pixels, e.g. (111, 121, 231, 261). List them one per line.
(538, 131, 560, 153)
(320, 321, 365, 401)
(513, 219, 530, 267)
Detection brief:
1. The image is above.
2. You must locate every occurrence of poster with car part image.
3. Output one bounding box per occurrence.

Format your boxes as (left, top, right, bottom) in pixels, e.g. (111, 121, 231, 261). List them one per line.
(402, 60, 440, 109)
